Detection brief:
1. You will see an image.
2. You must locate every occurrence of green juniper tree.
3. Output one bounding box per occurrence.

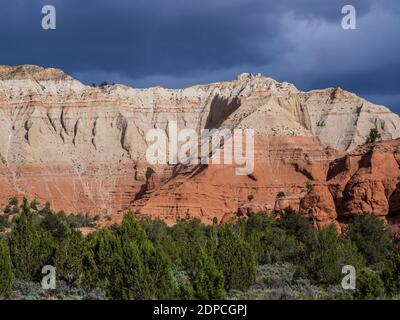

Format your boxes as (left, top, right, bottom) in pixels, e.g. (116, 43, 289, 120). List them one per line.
(378, 254, 400, 297)
(83, 212, 176, 300)
(346, 214, 394, 266)
(304, 225, 364, 285)
(55, 230, 85, 286)
(191, 247, 225, 300)
(355, 267, 385, 300)
(215, 225, 256, 291)
(117, 212, 176, 299)
(366, 128, 381, 144)
(0, 237, 13, 298)
(9, 199, 56, 281)
(82, 228, 123, 298)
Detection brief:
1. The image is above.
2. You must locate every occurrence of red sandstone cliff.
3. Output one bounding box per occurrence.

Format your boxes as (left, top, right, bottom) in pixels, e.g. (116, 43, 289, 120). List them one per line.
(133, 138, 400, 230)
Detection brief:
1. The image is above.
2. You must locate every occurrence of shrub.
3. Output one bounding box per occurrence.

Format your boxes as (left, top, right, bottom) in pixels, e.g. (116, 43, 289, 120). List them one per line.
(245, 212, 275, 235)
(83, 212, 176, 299)
(0, 238, 13, 298)
(55, 231, 85, 286)
(366, 128, 381, 144)
(191, 247, 225, 300)
(173, 269, 194, 300)
(11, 280, 107, 300)
(140, 218, 168, 242)
(355, 267, 385, 300)
(0, 214, 10, 230)
(276, 192, 285, 199)
(40, 211, 70, 241)
(215, 225, 256, 291)
(246, 221, 305, 266)
(346, 214, 393, 266)
(9, 200, 56, 281)
(9, 197, 18, 206)
(167, 219, 210, 270)
(306, 180, 313, 193)
(278, 210, 315, 246)
(377, 254, 400, 296)
(304, 225, 365, 285)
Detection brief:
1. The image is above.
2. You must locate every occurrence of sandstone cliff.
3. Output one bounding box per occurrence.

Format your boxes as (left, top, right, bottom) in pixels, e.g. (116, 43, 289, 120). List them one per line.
(0, 65, 400, 227)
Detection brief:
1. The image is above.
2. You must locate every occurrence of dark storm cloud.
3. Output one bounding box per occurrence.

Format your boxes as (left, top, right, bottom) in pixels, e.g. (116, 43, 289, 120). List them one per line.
(0, 0, 399, 112)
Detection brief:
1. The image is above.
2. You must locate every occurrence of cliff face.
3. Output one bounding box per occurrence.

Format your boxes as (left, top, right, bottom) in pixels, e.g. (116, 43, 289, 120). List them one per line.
(1, 65, 400, 227)
(132, 136, 340, 226)
(134, 138, 400, 229)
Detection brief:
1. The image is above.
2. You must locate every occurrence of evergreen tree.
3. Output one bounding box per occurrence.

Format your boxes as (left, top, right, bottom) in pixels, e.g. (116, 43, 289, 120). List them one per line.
(167, 219, 210, 270)
(9, 199, 56, 281)
(55, 230, 85, 286)
(191, 247, 225, 300)
(278, 209, 316, 246)
(118, 212, 176, 299)
(118, 236, 148, 299)
(366, 128, 381, 144)
(377, 254, 400, 297)
(0, 238, 13, 298)
(41, 211, 70, 242)
(82, 228, 123, 297)
(304, 225, 365, 285)
(215, 225, 256, 291)
(247, 226, 305, 265)
(355, 267, 385, 300)
(346, 214, 394, 266)
(173, 270, 195, 300)
(245, 212, 275, 236)
(83, 212, 177, 299)
(140, 218, 168, 242)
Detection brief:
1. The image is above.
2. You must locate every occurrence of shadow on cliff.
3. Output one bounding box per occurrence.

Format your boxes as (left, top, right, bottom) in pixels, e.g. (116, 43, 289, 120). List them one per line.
(204, 95, 241, 129)
(388, 182, 400, 218)
(134, 167, 156, 201)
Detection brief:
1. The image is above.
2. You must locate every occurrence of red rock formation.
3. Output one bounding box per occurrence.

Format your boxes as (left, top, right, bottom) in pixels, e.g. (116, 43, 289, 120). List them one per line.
(1, 65, 400, 229)
(133, 138, 400, 230)
(132, 136, 341, 225)
(326, 140, 400, 220)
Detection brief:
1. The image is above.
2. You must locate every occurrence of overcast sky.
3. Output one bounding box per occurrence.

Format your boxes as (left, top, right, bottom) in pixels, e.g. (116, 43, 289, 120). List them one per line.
(0, 0, 399, 113)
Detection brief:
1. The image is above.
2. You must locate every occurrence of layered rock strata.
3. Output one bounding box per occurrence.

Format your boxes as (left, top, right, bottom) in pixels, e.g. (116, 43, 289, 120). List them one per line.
(1, 65, 400, 227)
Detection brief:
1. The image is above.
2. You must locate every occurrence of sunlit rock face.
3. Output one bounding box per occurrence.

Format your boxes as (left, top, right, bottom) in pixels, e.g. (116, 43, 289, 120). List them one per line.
(1, 65, 400, 227)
